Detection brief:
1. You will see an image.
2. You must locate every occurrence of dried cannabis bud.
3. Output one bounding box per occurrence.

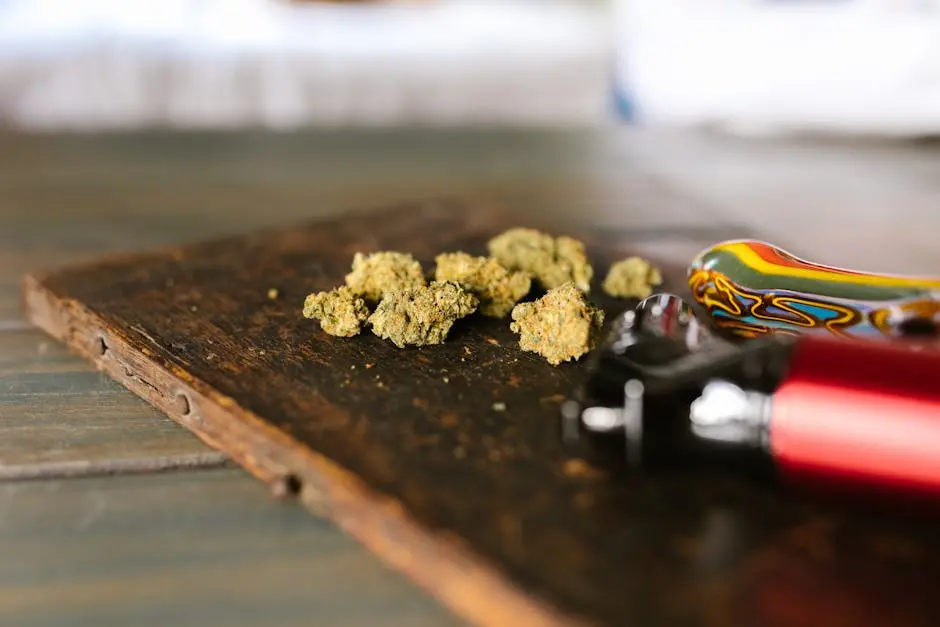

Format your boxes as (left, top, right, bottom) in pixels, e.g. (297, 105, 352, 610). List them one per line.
(434, 251, 532, 318)
(509, 281, 605, 366)
(487, 228, 593, 292)
(345, 251, 426, 302)
(369, 280, 478, 348)
(602, 257, 662, 299)
(302, 286, 370, 337)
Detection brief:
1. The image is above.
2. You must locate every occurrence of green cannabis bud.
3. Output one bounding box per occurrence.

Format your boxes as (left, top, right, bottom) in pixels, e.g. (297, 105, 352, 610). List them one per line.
(434, 251, 532, 318)
(510, 281, 605, 366)
(303, 286, 371, 337)
(345, 251, 426, 303)
(487, 228, 593, 292)
(602, 257, 662, 299)
(370, 280, 478, 348)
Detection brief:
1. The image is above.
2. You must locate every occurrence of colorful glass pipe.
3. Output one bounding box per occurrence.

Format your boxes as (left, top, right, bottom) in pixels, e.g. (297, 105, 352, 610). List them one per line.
(687, 239, 940, 339)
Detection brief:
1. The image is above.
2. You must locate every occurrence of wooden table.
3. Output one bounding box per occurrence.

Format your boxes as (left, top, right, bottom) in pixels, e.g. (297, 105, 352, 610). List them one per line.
(3, 129, 940, 627)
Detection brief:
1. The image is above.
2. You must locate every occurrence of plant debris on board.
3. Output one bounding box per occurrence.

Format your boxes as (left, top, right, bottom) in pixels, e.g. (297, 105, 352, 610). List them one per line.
(301, 228, 662, 366)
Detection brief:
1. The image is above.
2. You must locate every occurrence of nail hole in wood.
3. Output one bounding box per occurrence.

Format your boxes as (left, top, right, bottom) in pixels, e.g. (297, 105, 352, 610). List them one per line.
(174, 392, 192, 417)
(271, 474, 303, 499)
(94, 335, 108, 356)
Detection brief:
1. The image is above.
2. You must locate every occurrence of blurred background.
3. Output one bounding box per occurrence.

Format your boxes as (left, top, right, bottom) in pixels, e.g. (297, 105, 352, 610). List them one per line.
(0, 0, 613, 130)
(3, 4, 940, 626)
(1, 0, 939, 136)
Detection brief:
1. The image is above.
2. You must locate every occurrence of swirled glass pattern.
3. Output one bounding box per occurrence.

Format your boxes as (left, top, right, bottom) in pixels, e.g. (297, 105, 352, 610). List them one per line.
(687, 240, 940, 339)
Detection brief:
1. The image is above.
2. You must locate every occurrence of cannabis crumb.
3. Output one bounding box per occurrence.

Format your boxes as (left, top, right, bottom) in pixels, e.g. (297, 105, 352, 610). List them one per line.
(562, 458, 607, 480)
(602, 257, 662, 299)
(492, 402, 507, 412)
(488, 227, 593, 292)
(510, 281, 605, 366)
(345, 251, 426, 302)
(369, 280, 478, 348)
(267, 288, 280, 300)
(302, 286, 370, 337)
(434, 251, 532, 317)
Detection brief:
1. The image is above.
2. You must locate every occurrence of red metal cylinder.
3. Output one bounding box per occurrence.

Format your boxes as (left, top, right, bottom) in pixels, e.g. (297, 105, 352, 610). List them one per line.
(771, 334, 940, 498)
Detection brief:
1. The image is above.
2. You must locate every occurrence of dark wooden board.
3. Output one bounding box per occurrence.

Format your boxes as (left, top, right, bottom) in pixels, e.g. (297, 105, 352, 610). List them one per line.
(22, 200, 940, 627)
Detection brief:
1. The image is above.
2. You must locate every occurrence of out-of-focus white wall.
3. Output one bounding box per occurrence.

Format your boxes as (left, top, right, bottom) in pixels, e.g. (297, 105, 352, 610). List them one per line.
(0, 0, 614, 130)
(8, 0, 939, 137)
(614, 0, 940, 137)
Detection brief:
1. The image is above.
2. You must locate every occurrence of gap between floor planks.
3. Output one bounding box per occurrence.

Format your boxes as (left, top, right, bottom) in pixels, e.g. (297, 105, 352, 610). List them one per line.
(0, 467, 462, 627)
(0, 326, 230, 482)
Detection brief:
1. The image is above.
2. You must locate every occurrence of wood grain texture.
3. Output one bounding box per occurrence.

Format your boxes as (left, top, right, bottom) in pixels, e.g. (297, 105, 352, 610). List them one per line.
(24, 199, 940, 627)
(0, 129, 741, 487)
(0, 468, 461, 627)
(0, 329, 225, 479)
(0, 129, 740, 322)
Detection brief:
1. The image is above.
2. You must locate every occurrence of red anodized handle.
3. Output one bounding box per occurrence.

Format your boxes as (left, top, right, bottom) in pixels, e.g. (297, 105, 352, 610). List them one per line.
(770, 333, 940, 497)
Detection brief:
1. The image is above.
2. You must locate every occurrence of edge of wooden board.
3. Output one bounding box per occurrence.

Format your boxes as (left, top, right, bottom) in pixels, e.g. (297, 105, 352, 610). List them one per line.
(20, 273, 595, 627)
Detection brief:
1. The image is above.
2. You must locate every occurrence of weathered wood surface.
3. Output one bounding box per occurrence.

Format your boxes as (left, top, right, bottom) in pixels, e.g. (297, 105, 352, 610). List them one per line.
(7, 129, 940, 627)
(0, 129, 747, 627)
(0, 468, 460, 627)
(24, 198, 940, 627)
(0, 129, 760, 627)
(1, 129, 725, 482)
(0, 130, 723, 323)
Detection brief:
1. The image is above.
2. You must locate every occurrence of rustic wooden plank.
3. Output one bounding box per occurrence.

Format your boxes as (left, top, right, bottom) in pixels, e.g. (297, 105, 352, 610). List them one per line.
(11, 128, 940, 625)
(0, 129, 745, 492)
(0, 329, 224, 479)
(0, 130, 732, 324)
(0, 467, 461, 627)
(25, 199, 940, 627)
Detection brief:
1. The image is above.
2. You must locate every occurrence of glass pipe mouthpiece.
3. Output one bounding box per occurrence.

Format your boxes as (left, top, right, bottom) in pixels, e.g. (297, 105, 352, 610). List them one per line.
(562, 293, 797, 469)
(688, 239, 940, 340)
(629, 292, 715, 350)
